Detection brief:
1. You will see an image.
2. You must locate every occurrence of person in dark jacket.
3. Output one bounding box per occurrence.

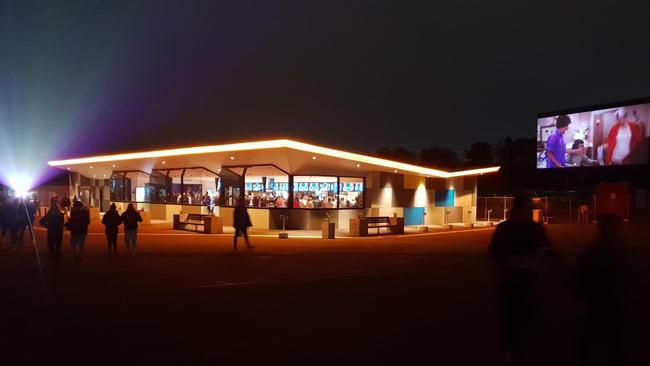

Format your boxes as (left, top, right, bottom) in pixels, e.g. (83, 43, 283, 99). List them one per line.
(39, 202, 65, 259)
(102, 203, 122, 255)
(233, 200, 254, 251)
(488, 196, 552, 364)
(66, 200, 91, 263)
(61, 194, 72, 215)
(120, 204, 142, 257)
(6, 198, 23, 248)
(576, 214, 627, 365)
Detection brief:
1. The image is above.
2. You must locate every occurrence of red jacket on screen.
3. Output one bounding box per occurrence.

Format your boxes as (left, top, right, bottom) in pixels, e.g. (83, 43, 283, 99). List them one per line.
(605, 122, 643, 164)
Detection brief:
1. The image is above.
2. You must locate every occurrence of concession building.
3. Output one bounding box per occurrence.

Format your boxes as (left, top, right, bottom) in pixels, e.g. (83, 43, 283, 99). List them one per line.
(48, 139, 499, 230)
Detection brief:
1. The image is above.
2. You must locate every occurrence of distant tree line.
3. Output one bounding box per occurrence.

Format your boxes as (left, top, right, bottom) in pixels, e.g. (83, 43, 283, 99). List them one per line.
(375, 137, 536, 171)
(375, 137, 538, 194)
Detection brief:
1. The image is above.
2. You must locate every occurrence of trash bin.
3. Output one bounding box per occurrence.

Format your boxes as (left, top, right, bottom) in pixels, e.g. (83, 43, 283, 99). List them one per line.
(322, 221, 335, 239)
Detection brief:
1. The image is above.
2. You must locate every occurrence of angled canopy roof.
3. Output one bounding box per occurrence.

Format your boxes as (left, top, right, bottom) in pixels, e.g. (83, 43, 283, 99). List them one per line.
(48, 139, 499, 179)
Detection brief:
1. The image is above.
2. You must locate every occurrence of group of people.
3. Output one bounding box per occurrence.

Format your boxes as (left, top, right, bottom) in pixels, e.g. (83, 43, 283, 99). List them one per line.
(0, 198, 37, 249)
(244, 192, 287, 208)
(490, 196, 627, 364)
(35, 195, 143, 263)
(291, 193, 360, 209)
(173, 191, 214, 206)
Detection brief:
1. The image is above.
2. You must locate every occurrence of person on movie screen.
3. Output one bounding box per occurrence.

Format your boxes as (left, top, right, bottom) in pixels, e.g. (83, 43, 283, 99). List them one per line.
(605, 107, 643, 165)
(546, 115, 581, 168)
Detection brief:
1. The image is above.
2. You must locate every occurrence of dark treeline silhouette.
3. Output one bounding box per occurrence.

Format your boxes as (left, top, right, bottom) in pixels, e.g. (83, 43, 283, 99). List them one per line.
(376, 136, 533, 171)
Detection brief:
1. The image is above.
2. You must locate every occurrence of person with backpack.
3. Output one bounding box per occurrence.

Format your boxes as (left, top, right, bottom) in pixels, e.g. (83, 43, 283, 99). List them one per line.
(102, 203, 122, 256)
(121, 204, 142, 257)
(66, 200, 90, 263)
(39, 202, 65, 260)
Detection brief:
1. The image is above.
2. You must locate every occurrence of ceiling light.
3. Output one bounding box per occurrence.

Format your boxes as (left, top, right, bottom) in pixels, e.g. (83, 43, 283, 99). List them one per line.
(312, 156, 316, 160)
(356, 163, 360, 167)
(230, 156, 235, 160)
(162, 160, 166, 165)
(89, 166, 93, 169)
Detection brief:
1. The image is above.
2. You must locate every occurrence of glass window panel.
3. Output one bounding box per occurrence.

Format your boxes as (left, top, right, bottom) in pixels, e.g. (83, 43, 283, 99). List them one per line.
(338, 177, 364, 208)
(167, 169, 183, 203)
(182, 168, 219, 205)
(219, 168, 241, 207)
(244, 166, 289, 208)
(125, 171, 150, 202)
(148, 170, 170, 203)
(109, 173, 125, 201)
(292, 176, 338, 208)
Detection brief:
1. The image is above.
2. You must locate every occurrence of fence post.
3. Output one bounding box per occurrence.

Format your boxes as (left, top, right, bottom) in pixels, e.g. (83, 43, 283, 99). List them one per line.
(545, 196, 548, 224)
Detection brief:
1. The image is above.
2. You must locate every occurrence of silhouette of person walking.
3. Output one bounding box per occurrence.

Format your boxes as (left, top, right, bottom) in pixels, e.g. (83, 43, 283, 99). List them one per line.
(233, 200, 254, 251)
(121, 203, 142, 257)
(39, 202, 65, 260)
(7, 198, 24, 249)
(102, 203, 122, 256)
(576, 214, 626, 366)
(489, 196, 552, 365)
(66, 200, 90, 263)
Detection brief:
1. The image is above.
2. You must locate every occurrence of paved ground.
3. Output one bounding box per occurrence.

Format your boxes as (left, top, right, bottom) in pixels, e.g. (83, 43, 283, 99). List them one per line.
(1, 224, 648, 365)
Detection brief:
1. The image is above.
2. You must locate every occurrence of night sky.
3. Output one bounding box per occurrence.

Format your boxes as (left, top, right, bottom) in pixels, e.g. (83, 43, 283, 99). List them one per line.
(2, 0, 650, 160)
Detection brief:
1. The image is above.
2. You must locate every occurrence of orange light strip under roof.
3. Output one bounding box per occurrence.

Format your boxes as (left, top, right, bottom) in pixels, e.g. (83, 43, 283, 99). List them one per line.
(48, 139, 500, 178)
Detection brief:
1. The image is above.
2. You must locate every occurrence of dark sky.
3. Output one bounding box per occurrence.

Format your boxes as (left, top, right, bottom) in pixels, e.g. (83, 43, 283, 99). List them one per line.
(3, 0, 650, 158)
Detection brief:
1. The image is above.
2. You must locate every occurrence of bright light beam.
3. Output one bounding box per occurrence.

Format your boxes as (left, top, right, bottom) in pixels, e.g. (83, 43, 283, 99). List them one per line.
(8, 175, 33, 198)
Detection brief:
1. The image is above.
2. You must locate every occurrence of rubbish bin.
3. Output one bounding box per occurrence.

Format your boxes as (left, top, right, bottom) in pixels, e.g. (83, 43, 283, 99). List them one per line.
(322, 221, 335, 239)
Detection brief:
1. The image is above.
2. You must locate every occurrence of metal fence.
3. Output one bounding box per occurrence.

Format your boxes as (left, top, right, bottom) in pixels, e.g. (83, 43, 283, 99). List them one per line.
(477, 195, 596, 224)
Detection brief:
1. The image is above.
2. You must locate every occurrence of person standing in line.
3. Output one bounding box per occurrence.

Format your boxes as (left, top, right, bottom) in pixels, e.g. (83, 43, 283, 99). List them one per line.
(66, 200, 90, 263)
(233, 200, 254, 251)
(39, 202, 65, 260)
(488, 196, 552, 365)
(121, 204, 142, 257)
(102, 203, 122, 256)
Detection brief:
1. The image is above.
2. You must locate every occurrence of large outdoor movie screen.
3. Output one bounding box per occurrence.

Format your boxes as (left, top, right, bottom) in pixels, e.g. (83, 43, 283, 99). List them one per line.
(537, 101, 650, 169)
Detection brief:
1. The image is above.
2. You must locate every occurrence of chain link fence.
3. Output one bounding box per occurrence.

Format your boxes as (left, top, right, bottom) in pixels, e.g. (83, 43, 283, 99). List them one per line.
(477, 195, 596, 224)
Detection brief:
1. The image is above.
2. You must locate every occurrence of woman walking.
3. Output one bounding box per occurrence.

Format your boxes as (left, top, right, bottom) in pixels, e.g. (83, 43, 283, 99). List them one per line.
(102, 203, 122, 256)
(121, 204, 142, 257)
